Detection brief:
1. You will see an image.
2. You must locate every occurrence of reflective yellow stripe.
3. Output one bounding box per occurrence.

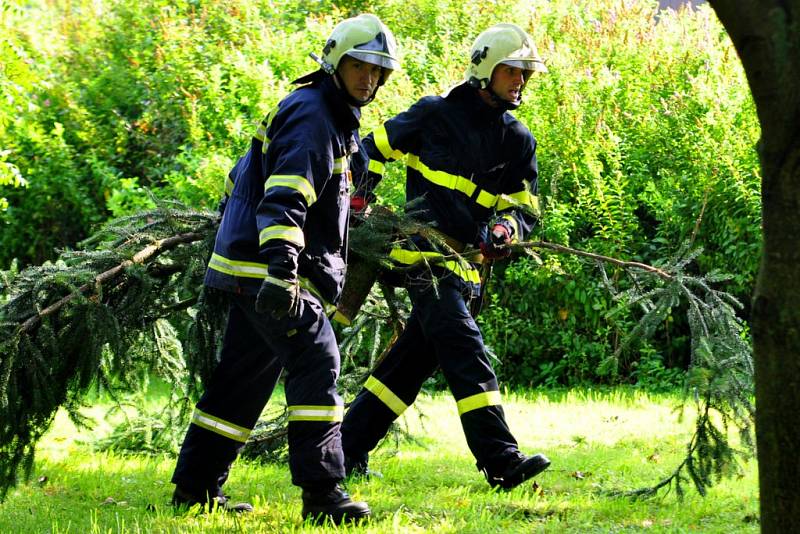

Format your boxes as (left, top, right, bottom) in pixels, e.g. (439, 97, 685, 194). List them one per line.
(287, 405, 344, 422)
(368, 159, 385, 176)
(388, 248, 480, 284)
(373, 124, 404, 161)
(265, 175, 317, 206)
(364, 375, 408, 416)
(496, 190, 540, 216)
(208, 254, 350, 325)
(475, 189, 497, 208)
(225, 175, 235, 196)
(259, 225, 304, 247)
(499, 214, 520, 243)
(333, 156, 349, 174)
(264, 275, 293, 289)
(192, 409, 251, 442)
(457, 390, 502, 416)
(258, 104, 279, 152)
(208, 253, 268, 279)
(407, 154, 477, 198)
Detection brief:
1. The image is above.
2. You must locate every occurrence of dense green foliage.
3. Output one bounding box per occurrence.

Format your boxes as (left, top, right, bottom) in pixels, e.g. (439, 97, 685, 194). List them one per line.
(0, 0, 760, 387)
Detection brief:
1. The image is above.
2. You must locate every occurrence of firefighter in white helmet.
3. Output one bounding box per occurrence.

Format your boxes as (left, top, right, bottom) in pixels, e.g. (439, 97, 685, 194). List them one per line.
(341, 22, 551, 490)
(171, 14, 398, 524)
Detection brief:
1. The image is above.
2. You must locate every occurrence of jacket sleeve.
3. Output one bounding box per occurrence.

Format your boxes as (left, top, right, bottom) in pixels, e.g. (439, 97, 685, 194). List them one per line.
(494, 131, 541, 243)
(353, 98, 434, 201)
(255, 104, 333, 281)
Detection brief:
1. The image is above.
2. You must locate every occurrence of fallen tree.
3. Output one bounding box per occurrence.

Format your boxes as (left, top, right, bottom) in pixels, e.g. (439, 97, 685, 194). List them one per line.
(0, 201, 753, 500)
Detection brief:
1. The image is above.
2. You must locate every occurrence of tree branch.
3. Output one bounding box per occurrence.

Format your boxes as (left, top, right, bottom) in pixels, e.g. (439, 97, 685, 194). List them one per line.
(19, 230, 208, 334)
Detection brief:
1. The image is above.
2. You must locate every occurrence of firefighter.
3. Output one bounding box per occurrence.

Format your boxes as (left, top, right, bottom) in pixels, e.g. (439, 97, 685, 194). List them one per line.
(341, 23, 551, 490)
(169, 14, 399, 524)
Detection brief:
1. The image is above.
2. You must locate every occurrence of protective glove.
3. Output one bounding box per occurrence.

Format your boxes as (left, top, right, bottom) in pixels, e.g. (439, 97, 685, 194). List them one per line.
(255, 276, 303, 319)
(479, 224, 512, 260)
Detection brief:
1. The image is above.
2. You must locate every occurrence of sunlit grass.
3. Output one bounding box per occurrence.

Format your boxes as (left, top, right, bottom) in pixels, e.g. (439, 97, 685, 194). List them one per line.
(0, 388, 758, 533)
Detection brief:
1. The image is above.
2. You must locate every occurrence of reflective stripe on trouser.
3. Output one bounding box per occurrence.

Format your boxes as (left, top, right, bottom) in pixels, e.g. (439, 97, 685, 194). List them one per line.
(341, 276, 518, 469)
(172, 293, 346, 492)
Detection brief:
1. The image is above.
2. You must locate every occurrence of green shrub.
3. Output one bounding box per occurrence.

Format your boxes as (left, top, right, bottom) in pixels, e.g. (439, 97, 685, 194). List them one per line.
(0, 0, 760, 387)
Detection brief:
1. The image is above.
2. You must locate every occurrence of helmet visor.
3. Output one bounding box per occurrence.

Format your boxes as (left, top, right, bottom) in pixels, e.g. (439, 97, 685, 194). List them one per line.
(500, 58, 547, 74)
(346, 50, 399, 71)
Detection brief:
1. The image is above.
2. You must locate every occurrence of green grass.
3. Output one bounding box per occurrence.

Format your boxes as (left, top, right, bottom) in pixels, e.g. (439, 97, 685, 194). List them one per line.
(0, 388, 759, 533)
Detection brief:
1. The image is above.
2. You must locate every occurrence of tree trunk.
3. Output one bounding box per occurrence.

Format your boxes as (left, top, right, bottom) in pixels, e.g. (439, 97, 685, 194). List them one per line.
(708, 1, 800, 531)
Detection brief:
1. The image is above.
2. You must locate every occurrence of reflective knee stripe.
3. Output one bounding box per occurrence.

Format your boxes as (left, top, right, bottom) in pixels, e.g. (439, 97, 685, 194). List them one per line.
(265, 175, 317, 206)
(373, 124, 404, 161)
(192, 409, 252, 443)
(389, 248, 481, 284)
(457, 390, 502, 416)
(287, 405, 344, 422)
(259, 224, 305, 247)
(364, 375, 408, 416)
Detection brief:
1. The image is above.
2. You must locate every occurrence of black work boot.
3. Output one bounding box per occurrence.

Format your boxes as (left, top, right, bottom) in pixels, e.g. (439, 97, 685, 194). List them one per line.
(484, 452, 551, 490)
(345, 454, 383, 480)
(301, 483, 370, 525)
(171, 485, 254, 514)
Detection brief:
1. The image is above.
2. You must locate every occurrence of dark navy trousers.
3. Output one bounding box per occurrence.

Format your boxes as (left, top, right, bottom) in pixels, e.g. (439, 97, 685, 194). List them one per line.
(172, 293, 346, 494)
(341, 275, 519, 472)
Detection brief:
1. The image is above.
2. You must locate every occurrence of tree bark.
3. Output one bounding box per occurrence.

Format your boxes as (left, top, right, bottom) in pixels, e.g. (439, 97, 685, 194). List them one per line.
(708, 1, 800, 531)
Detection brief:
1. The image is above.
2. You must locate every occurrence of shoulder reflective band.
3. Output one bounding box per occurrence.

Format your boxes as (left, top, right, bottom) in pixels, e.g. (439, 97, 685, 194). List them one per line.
(368, 159, 385, 176)
(225, 175, 235, 196)
(265, 175, 317, 206)
(192, 408, 251, 442)
(406, 154, 497, 209)
(364, 375, 408, 416)
(373, 124, 405, 161)
(456, 390, 502, 416)
(333, 156, 350, 175)
(258, 104, 280, 153)
(287, 405, 344, 422)
(259, 225, 304, 247)
(208, 253, 268, 278)
(389, 248, 481, 284)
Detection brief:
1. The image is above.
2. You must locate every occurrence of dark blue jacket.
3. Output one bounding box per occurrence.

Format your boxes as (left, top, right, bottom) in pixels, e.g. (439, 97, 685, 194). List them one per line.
(205, 76, 363, 309)
(355, 83, 540, 285)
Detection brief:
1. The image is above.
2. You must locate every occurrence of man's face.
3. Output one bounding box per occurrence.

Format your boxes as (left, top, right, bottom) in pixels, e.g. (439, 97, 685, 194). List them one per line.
(338, 55, 383, 103)
(489, 64, 527, 103)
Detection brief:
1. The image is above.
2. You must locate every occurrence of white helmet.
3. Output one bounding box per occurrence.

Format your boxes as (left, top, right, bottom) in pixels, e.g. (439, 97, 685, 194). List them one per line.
(466, 23, 547, 90)
(320, 14, 400, 86)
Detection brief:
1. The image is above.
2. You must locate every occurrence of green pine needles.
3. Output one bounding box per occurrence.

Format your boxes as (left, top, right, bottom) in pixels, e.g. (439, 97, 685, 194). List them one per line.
(0, 200, 221, 500)
(0, 203, 755, 503)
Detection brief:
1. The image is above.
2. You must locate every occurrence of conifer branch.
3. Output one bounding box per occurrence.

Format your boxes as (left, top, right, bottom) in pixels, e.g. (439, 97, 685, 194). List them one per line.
(19, 230, 207, 333)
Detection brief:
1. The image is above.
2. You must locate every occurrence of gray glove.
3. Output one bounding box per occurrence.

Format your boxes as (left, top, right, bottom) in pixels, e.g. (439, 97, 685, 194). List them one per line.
(255, 276, 303, 319)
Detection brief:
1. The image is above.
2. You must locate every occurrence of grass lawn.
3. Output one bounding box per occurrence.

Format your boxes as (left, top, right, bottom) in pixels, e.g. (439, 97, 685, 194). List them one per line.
(0, 388, 759, 533)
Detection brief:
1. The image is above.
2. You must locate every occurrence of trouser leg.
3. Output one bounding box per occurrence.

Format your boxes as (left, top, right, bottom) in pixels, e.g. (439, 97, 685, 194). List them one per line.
(276, 300, 347, 486)
(341, 310, 438, 460)
(411, 278, 519, 471)
(172, 295, 282, 494)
